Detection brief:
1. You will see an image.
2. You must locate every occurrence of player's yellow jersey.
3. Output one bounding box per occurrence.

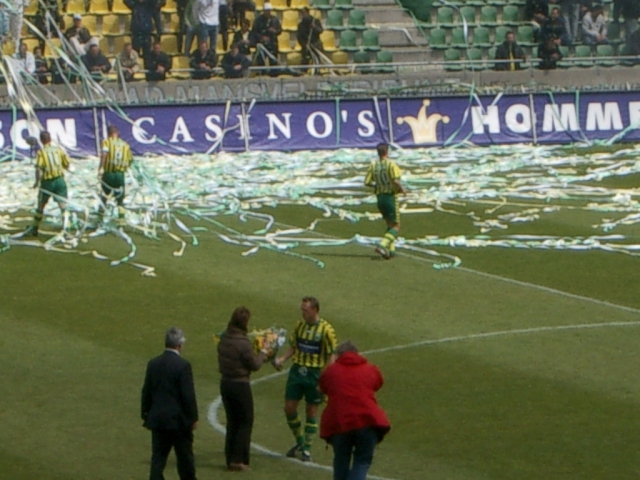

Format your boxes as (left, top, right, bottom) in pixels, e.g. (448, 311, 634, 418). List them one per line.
(365, 159, 402, 195)
(101, 138, 133, 173)
(36, 144, 70, 180)
(290, 318, 337, 369)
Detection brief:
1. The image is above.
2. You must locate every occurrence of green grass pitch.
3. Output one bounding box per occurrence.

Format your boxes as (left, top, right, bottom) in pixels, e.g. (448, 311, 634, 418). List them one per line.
(2, 147, 640, 480)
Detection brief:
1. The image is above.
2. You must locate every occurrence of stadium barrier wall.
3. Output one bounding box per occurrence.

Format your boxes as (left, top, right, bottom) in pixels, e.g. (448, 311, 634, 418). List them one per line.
(2, 91, 640, 158)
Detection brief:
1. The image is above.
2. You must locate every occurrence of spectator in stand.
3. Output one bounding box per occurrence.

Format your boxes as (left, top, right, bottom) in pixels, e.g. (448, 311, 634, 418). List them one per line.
(220, 0, 230, 51)
(9, 0, 27, 46)
(232, 18, 252, 56)
(613, 0, 640, 41)
(13, 41, 35, 77)
(82, 43, 112, 80)
(582, 4, 608, 46)
(126, 0, 156, 58)
(34, 0, 64, 51)
(0, 3, 10, 46)
(232, 0, 255, 28)
(177, 0, 189, 52)
(190, 39, 218, 79)
(182, 0, 198, 54)
(193, 0, 220, 51)
(144, 41, 172, 80)
(34, 46, 50, 84)
(297, 7, 324, 66)
(65, 14, 99, 55)
(117, 42, 141, 81)
(628, 26, 640, 56)
(538, 34, 562, 69)
(222, 41, 250, 78)
(525, 0, 550, 25)
(552, 0, 587, 43)
(494, 30, 526, 71)
(152, 0, 165, 41)
(541, 7, 572, 45)
(251, 2, 281, 74)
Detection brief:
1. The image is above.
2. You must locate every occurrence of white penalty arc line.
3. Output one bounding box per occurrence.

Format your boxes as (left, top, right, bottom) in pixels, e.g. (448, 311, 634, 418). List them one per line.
(207, 320, 640, 480)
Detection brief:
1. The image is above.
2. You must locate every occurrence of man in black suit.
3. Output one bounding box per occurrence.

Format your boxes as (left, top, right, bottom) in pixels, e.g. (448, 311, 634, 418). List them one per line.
(141, 327, 198, 480)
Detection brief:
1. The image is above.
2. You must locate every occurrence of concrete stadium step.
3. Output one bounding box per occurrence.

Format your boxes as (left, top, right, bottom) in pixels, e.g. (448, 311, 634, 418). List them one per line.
(383, 46, 432, 63)
(359, 6, 414, 24)
(353, 0, 398, 5)
(378, 27, 428, 47)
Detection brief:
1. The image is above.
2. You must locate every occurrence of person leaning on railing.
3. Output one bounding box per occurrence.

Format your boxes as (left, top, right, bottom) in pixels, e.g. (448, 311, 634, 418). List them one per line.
(232, 18, 252, 56)
(582, 4, 608, 47)
(82, 43, 112, 81)
(538, 34, 562, 70)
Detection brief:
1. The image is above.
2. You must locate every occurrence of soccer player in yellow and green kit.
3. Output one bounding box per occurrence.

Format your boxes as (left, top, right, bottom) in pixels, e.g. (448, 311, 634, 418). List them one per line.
(274, 296, 338, 463)
(365, 142, 407, 259)
(98, 125, 133, 226)
(27, 131, 70, 236)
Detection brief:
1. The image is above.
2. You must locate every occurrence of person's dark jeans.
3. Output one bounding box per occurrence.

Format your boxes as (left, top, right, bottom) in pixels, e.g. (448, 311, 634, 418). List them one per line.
(221, 379, 254, 466)
(219, 3, 230, 50)
(132, 31, 152, 57)
(153, 9, 163, 41)
(331, 427, 378, 480)
(198, 24, 219, 51)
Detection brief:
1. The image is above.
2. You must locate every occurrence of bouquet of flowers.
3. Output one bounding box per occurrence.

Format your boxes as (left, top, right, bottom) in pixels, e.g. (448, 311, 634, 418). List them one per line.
(214, 326, 288, 361)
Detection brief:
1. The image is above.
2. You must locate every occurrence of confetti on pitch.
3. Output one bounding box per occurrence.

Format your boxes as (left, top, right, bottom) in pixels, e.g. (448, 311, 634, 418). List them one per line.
(2, 144, 640, 275)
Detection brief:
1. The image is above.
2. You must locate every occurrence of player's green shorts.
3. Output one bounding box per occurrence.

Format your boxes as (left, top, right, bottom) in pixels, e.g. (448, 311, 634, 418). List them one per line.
(101, 171, 125, 204)
(285, 364, 323, 404)
(39, 177, 67, 206)
(377, 193, 399, 224)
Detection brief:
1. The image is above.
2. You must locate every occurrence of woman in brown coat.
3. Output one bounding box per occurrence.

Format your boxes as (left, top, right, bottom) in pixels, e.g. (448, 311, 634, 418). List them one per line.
(217, 307, 269, 471)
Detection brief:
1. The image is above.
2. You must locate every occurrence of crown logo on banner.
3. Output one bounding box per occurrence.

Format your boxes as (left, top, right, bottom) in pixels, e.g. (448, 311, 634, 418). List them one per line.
(396, 100, 450, 144)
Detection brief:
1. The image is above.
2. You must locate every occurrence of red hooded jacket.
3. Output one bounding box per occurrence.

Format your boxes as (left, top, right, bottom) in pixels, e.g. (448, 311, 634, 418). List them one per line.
(319, 351, 391, 442)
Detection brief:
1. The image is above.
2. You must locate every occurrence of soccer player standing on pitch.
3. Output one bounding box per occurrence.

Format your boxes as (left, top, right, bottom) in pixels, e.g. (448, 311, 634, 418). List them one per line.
(365, 142, 407, 259)
(98, 125, 133, 227)
(274, 296, 338, 463)
(26, 131, 70, 237)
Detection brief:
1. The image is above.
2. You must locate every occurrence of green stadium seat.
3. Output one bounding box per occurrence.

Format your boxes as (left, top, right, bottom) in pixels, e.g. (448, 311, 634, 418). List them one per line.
(495, 26, 510, 44)
(459, 6, 476, 26)
(480, 6, 499, 27)
(466, 47, 485, 70)
(502, 5, 520, 26)
(437, 7, 455, 28)
(574, 44, 593, 67)
(607, 22, 622, 45)
(375, 49, 394, 73)
(429, 28, 448, 49)
(444, 48, 463, 71)
(516, 25, 535, 46)
(362, 29, 381, 51)
(596, 44, 616, 67)
(450, 27, 468, 48)
(334, 0, 354, 10)
(486, 0, 507, 6)
(488, 46, 497, 61)
(558, 45, 570, 68)
(348, 9, 367, 30)
(326, 10, 345, 30)
(465, 0, 485, 7)
(473, 27, 492, 48)
(354, 50, 370, 63)
(338, 29, 358, 51)
(311, 0, 332, 10)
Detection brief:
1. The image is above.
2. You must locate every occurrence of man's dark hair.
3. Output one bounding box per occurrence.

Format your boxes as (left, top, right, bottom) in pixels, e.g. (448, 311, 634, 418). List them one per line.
(377, 142, 389, 159)
(302, 296, 320, 312)
(228, 306, 251, 332)
(40, 131, 51, 143)
(107, 125, 118, 136)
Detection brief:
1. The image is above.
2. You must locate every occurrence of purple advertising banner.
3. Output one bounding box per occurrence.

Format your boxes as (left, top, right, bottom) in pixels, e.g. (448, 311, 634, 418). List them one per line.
(1, 92, 640, 159)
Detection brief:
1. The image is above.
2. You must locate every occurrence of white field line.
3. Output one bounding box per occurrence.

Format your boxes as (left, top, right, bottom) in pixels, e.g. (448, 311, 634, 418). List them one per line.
(207, 320, 640, 479)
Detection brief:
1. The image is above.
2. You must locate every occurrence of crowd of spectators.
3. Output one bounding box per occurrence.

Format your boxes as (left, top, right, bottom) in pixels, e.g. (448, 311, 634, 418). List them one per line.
(1, 0, 328, 84)
(494, 0, 640, 71)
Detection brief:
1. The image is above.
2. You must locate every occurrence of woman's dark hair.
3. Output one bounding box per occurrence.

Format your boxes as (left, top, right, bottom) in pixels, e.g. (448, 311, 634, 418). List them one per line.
(228, 306, 251, 332)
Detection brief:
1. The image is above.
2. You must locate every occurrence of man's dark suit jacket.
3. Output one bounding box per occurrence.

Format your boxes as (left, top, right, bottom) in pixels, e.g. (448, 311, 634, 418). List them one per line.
(141, 350, 198, 430)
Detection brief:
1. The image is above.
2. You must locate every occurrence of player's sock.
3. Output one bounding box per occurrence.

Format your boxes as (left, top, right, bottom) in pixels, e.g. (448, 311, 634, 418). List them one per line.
(380, 228, 397, 249)
(33, 212, 43, 229)
(117, 206, 126, 226)
(286, 413, 303, 446)
(389, 241, 397, 257)
(303, 416, 318, 452)
(61, 209, 69, 230)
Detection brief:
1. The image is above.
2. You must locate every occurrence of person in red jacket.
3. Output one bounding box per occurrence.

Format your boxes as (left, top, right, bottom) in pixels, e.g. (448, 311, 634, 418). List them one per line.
(319, 340, 390, 480)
